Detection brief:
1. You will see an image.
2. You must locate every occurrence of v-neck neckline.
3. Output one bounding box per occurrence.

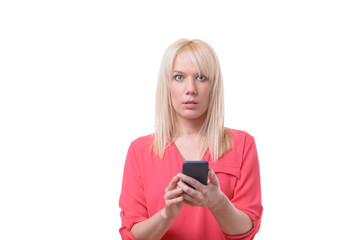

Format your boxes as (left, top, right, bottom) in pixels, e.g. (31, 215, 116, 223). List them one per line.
(172, 141, 209, 162)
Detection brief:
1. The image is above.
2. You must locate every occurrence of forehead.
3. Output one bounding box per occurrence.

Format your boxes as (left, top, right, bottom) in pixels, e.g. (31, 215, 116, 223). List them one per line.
(172, 52, 206, 74)
(173, 52, 198, 72)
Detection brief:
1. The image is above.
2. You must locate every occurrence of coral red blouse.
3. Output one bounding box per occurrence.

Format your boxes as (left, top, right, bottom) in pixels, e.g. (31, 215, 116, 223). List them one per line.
(119, 130, 263, 240)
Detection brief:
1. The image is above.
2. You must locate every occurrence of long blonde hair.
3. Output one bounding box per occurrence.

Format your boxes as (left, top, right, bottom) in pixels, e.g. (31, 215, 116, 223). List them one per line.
(151, 39, 232, 161)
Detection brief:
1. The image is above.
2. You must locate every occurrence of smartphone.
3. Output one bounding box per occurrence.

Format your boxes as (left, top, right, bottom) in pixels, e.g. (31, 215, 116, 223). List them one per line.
(182, 161, 209, 189)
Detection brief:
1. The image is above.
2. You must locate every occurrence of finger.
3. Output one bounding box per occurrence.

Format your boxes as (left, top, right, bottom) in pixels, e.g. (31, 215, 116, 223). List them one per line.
(177, 180, 197, 195)
(164, 187, 183, 200)
(183, 199, 196, 207)
(167, 175, 180, 191)
(177, 180, 205, 204)
(182, 192, 196, 203)
(165, 195, 183, 206)
(177, 173, 202, 190)
(184, 190, 216, 208)
(208, 169, 219, 186)
(182, 193, 199, 206)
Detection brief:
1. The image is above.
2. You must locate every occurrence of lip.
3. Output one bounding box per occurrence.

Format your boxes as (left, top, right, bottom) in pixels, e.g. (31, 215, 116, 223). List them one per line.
(183, 100, 198, 109)
(183, 100, 198, 104)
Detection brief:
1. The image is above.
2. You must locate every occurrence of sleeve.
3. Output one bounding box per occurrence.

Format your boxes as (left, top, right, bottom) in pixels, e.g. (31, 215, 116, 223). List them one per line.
(119, 141, 148, 240)
(224, 134, 263, 240)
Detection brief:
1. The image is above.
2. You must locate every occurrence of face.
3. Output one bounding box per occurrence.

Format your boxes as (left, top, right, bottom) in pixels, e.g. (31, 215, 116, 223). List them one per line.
(170, 52, 212, 123)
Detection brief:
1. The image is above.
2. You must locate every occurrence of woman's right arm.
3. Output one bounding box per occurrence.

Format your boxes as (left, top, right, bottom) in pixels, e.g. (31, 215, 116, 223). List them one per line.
(130, 175, 184, 240)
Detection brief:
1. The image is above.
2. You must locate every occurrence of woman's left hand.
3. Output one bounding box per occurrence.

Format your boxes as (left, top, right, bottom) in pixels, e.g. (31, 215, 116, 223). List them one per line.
(177, 169, 225, 209)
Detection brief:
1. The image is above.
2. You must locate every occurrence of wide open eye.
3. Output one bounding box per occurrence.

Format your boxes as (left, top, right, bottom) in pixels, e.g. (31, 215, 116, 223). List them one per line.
(174, 75, 184, 81)
(197, 75, 208, 81)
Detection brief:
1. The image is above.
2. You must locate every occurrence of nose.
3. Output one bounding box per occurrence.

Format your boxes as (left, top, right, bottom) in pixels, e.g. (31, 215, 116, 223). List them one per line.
(185, 78, 198, 95)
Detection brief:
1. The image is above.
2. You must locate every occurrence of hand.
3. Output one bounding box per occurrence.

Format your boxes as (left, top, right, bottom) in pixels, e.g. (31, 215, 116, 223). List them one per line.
(162, 175, 185, 220)
(177, 169, 225, 210)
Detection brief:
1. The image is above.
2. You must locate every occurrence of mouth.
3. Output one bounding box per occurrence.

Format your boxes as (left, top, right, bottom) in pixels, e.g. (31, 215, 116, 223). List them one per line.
(184, 100, 198, 104)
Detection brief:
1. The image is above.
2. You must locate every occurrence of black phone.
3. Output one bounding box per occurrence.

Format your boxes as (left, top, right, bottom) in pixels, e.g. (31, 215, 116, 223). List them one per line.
(182, 161, 209, 189)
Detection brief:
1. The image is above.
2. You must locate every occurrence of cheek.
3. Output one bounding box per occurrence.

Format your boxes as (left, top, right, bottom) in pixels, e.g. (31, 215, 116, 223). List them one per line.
(170, 95, 176, 108)
(201, 86, 212, 106)
(170, 84, 182, 102)
(169, 88, 179, 108)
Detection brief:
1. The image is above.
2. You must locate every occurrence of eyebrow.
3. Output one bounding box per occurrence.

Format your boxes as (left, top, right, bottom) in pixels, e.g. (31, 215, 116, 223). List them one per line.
(172, 70, 184, 74)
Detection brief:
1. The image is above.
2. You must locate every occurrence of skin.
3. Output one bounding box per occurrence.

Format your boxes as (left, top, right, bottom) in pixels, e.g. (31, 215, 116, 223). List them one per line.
(130, 52, 252, 240)
(169, 52, 212, 160)
(176, 170, 253, 235)
(170, 52, 212, 124)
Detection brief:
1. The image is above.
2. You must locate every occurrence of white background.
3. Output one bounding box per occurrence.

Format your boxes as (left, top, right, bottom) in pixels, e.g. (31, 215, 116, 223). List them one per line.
(1, 0, 359, 239)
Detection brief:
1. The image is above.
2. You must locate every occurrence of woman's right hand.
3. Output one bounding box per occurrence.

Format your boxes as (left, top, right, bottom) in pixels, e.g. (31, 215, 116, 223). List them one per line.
(162, 175, 184, 220)
(131, 175, 185, 240)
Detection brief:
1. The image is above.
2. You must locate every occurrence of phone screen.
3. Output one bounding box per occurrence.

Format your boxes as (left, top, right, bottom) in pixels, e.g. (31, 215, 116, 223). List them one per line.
(182, 161, 209, 189)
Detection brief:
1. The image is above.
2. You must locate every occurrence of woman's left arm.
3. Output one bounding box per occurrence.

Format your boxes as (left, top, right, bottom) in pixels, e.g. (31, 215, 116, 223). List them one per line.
(177, 170, 253, 235)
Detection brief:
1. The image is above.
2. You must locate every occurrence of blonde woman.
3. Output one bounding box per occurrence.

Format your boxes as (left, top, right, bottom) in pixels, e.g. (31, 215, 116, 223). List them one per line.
(119, 39, 263, 240)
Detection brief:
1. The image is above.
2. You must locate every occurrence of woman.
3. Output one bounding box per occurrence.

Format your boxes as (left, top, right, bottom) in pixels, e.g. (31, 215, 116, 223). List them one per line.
(119, 39, 263, 240)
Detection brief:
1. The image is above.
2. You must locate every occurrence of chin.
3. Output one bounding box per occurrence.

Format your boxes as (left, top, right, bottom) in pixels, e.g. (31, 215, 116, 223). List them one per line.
(179, 112, 208, 121)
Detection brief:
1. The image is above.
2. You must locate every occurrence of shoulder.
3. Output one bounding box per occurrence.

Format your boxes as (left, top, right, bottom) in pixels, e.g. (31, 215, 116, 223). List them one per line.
(125, 134, 155, 165)
(227, 128, 255, 143)
(220, 129, 258, 167)
(129, 134, 154, 150)
(226, 128, 257, 154)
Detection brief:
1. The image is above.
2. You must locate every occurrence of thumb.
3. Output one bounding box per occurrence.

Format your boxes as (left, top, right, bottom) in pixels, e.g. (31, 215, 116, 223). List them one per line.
(208, 169, 219, 186)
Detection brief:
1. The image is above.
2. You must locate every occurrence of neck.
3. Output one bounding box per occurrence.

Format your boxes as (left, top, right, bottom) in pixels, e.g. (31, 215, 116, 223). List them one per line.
(174, 115, 206, 138)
